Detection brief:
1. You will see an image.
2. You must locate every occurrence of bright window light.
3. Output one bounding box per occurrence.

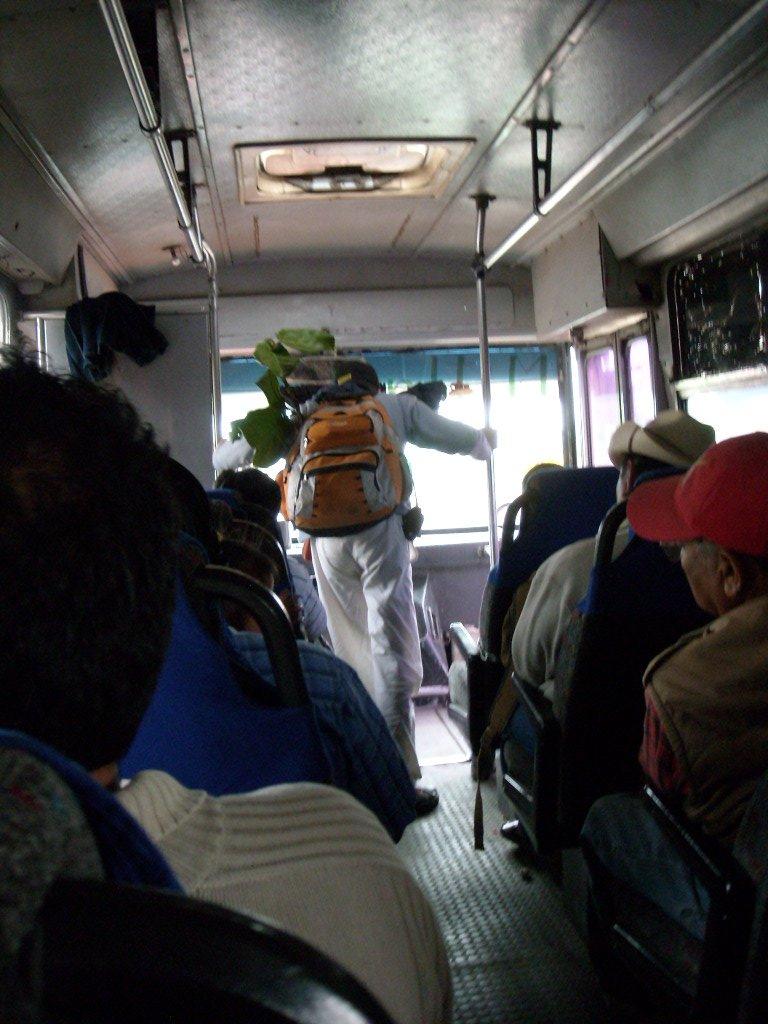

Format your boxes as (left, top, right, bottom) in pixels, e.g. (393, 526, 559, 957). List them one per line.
(586, 347, 621, 466)
(627, 336, 655, 425)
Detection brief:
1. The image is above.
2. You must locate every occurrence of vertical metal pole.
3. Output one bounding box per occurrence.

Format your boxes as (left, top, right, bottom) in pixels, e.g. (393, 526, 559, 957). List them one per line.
(203, 241, 222, 476)
(557, 345, 577, 468)
(35, 317, 47, 370)
(472, 193, 499, 567)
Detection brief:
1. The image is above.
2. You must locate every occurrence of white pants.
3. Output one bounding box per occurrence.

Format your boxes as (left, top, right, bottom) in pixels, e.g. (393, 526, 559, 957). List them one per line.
(312, 516, 423, 780)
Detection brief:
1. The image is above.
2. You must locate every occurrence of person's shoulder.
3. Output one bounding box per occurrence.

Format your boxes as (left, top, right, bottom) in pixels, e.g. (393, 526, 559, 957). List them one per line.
(214, 781, 404, 856)
(534, 536, 596, 583)
(296, 640, 362, 689)
(644, 620, 719, 697)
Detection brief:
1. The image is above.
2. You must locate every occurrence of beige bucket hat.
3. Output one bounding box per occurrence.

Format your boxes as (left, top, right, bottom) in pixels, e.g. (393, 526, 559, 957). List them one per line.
(608, 410, 715, 469)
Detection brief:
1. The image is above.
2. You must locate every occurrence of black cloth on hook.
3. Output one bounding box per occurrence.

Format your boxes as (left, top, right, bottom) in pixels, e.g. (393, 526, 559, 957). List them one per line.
(65, 291, 168, 382)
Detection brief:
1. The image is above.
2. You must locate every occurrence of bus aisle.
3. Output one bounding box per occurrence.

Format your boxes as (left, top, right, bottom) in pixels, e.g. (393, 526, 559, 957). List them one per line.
(398, 762, 611, 1024)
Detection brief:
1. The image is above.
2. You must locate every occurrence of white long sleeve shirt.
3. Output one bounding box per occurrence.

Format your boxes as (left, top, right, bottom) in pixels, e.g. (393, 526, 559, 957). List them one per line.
(511, 520, 631, 702)
(117, 774, 451, 1024)
(213, 392, 490, 483)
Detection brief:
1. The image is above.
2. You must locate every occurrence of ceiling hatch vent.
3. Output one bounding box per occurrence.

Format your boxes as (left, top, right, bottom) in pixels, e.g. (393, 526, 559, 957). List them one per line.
(235, 140, 473, 201)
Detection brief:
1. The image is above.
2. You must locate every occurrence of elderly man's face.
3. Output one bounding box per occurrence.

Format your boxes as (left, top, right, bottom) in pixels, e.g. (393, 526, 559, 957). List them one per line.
(679, 539, 749, 617)
(679, 540, 726, 616)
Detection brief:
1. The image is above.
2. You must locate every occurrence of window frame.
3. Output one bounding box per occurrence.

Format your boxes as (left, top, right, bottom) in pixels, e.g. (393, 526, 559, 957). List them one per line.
(574, 317, 663, 466)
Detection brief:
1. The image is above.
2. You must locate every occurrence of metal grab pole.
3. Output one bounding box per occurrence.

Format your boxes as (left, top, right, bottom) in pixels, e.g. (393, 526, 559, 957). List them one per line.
(472, 193, 499, 568)
(99, 0, 205, 265)
(203, 241, 223, 458)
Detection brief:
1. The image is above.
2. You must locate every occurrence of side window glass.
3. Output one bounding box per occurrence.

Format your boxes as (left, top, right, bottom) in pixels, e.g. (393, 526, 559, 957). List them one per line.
(585, 347, 620, 466)
(626, 336, 655, 425)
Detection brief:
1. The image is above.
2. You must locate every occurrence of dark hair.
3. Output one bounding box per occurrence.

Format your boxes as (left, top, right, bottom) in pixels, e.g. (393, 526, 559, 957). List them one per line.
(406, 381, 447, 412)
(0, 354, 178, 770)
(215, 467, 281, 516)
(220, 539, 279, 588)
(627, 454, 672, 481)
(219, 539, 279, 631)
(162, 457, 218, 556)
(209, 498, 234, 540)
(522, 462, 562, 490)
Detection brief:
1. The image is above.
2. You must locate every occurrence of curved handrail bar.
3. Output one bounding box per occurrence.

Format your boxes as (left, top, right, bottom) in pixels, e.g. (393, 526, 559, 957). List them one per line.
(193, 565, 308, 708)
(593, 500, 628, 569)
(499, 493, 527, 550)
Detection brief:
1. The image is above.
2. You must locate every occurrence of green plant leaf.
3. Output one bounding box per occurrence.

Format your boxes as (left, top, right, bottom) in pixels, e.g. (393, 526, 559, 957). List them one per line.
(275, 328, 335, 354)
(254, 338, 299, 378)
(240, 406, 296, 467)
(257, 370, 283, 408)
(230, 418, 245, 441)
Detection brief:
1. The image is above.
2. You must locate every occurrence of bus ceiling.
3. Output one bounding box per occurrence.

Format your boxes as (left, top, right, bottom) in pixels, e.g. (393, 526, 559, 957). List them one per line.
(0, 0, 767, 292)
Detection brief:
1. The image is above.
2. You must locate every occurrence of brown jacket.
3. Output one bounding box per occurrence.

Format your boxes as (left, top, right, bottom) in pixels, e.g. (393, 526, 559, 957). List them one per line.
(644, 594, 768, 846)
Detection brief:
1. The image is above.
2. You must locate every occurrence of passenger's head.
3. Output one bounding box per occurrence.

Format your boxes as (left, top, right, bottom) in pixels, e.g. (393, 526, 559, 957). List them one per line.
(406, 381, 448, 412)
(215, 467, 281, 517)
(522, 462, 562, 491)
(210, 497, 234, 540)
(162, 456, 218, 555)
(627, 432, 768, 617)
(608, 410, 715, 501)
(220, 539, 279, 631)
(0, 354, 177, 770)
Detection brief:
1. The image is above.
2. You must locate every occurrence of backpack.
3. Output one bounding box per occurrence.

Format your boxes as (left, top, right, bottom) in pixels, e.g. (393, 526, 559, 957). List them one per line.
(278, 395, 405, 536)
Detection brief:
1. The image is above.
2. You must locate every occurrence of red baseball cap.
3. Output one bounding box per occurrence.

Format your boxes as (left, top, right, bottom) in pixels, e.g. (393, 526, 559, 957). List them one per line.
(627, 432, 768, 557)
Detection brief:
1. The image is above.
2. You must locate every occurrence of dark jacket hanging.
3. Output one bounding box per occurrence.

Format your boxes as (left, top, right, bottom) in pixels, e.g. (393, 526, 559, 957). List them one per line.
(65, 291, 168, 382)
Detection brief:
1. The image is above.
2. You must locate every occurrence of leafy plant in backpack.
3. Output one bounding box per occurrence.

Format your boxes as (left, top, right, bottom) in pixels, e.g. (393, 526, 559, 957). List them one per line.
(232, 329, 405, 536)
(231, 328, 335, 466)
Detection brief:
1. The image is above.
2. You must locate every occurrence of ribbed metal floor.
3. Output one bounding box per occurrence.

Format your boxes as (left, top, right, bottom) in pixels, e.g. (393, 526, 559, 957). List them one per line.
(398, 763, 611, 1024)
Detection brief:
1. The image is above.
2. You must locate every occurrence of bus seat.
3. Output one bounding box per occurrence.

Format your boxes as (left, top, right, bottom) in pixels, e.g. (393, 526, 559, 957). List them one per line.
(501, 498, 710, 855)
(737, 768, 768, 1023)
(449, 466, 619, 753)
(0, 731, 179, 890)
(30, 878, 395, 1024)
(483, 467, 620, 654)
(583, 783, 757, 1023)
(121, 567, 332, 796)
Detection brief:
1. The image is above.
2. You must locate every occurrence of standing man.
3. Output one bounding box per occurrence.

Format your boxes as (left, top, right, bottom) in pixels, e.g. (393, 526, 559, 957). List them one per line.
(308, 369, 495, 814)
(215, 360, 495, 813)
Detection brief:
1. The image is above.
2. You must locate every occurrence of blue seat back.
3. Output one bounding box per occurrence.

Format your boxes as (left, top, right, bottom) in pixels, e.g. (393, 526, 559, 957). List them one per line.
(556, 507, 711, 843)
(482, 466, 619, 654)
(0, 730, 180, 889)
(121, 582, 331, 796)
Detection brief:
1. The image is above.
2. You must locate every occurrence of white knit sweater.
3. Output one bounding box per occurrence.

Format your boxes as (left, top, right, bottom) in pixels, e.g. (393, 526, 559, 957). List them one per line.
(117, 773, 451, 1024)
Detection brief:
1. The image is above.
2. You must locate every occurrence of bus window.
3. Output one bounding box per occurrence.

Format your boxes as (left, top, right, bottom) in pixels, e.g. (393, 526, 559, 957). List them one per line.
(403, 376, 564, 538)
(683, 375, 768, 440)
(220, 347, 566, 540)
(626, 336, 655, 425)
(585, 347, 620, 466)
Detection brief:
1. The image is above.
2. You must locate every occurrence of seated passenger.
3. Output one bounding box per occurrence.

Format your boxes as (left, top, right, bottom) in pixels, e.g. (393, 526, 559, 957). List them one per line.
(0, 748, 104, 1019)
(217, 466, 329, 642)
(220, 536, 416, 839)
(0, 355, 451, 1024)
(510, 410, 715, 704)
(583, 433, 768, 940)
(219, 538, 279, 630)
(621, 431, 768, 845)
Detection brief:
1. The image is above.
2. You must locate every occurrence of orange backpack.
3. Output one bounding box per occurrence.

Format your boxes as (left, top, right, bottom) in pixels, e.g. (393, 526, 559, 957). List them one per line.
(278, 395, 404, 536)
